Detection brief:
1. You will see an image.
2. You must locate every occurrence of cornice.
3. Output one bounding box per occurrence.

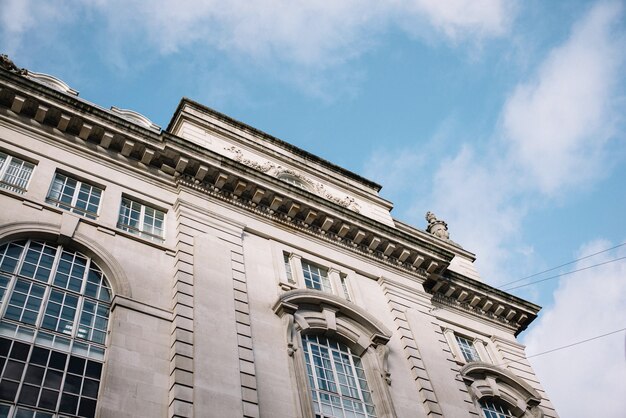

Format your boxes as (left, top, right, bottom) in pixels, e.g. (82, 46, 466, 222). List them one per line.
(424, 274, 540, 335)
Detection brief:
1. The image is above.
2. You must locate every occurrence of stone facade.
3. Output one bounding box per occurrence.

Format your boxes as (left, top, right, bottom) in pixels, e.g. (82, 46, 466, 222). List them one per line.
(0, 60, 559, 418)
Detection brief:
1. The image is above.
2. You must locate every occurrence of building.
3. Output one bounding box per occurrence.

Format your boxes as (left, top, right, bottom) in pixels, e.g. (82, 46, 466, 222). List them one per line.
(0, 55, 559, 418)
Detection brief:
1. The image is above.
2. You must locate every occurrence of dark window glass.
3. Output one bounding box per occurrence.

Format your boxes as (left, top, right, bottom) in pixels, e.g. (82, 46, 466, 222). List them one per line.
(48, 352, 67, 371)
(79, 397, 97, 418)
(10, 342, 30, 361)
(4, 360, 25, 380)
(30, 348, 48, 367)
(63, 374, 82, 395)
(59, 393, 78, 414)
(0, 338, 11, 356)
(43, 370, 62, 390)
(38, 388, 59, 410)
(17, 384, 39, 406)
(85, 361, 101, 379)
(81, 378, 99, 398)
(68, 357, 85, 375)
(24, 365, 45, 385)
(0, 379, 19, 401)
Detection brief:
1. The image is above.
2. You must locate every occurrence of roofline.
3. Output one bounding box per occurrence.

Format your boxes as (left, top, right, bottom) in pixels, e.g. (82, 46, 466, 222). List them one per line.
(167, 97, 383, 192)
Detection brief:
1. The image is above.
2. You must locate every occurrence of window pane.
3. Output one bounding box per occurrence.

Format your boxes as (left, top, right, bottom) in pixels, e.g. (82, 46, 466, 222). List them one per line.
(19, 242, 57, 283)
(302, 261, 331, 292)
(53, 250, 87, 292)
(5, 280, 45, 325)
(480, 398, 515, 418)
(42, 290, 78, 335)
(47, 173, 103, 219)
(117, 197, 165, 241)
(0, 155, 34, 194)
(0, 241, 26, 274)
(303, 335, 376, 418)
(456, 335, 480, 362)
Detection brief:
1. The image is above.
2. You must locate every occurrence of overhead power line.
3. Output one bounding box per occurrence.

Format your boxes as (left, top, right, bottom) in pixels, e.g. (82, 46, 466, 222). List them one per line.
(501, 256, 626, 291)
(526, 328, 626, 359)
(498, 241, 626, 289)
(499, 327, 626, 367)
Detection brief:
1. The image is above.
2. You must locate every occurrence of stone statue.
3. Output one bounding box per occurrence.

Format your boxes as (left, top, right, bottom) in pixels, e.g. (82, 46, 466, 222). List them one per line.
(0, 54, 27, 75)
(425, 211, 450, 240)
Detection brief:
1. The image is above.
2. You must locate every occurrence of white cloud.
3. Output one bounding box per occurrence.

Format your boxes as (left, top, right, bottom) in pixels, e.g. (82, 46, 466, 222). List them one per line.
(400, 0, 515, 40)
(502, 1, 624, 194)
(1, 0, 515, 71)
(523, 239, 626, 417)
(0, 0, 67, 54)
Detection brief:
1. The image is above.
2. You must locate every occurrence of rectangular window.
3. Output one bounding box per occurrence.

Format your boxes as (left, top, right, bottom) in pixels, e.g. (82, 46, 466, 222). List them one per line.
(117, 197, 165, 241)
(46, 173, 103, 219)
(0, 152, 35, 194)
(455, 335, 481, 362)
(302, 261, 331, 292)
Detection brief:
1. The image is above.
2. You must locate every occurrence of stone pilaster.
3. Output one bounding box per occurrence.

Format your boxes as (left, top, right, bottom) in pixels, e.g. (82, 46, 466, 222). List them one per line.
(168, 204, 197, 418)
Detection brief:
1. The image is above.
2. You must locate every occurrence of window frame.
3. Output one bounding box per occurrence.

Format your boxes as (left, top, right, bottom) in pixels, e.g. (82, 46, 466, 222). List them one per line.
(46, 172, 104, 220)
(0, 151, 36, 194)
(461, 362, 544, 418)
(301, 334, 377, 418)
(455, 334, 481, 363)
(280, 250, 354, 302)
(301, 260, 332, 293)
(442, 327, 493, 365)
(116, 196, 166, 242)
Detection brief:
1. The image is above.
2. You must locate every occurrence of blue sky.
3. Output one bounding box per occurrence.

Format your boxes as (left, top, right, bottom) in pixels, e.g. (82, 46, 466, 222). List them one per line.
(2, 1, 625, 416)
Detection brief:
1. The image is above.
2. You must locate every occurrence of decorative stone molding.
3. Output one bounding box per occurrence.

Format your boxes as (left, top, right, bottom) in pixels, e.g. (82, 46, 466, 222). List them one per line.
(110, 106, 161, 131)
(273, 289, 397, 418)
(273, 289, 392, 346)
(225, 146, 276, 173)
(425, 274, 539, 335)
(26, 71, 79, 96)
(461, 362, 544, 418)
(224, 145, 361, 213)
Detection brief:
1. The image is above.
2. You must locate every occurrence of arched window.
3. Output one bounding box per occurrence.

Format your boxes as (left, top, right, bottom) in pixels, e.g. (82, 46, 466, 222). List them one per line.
(0, 239, 111, 418)
(461, 363, 544, 418)
(302, 334, 376, 418)
(480, 398, 515, 418)
(274, 289, 396, 418)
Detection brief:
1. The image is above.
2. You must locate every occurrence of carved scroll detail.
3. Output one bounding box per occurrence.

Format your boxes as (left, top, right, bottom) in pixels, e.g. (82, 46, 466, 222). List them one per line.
(224, 145, 361, 212)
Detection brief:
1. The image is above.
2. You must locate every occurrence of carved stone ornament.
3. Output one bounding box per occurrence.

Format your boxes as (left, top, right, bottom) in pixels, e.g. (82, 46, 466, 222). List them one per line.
(225, 146, 361, 213)
(374, 344, 392, 385)
(425, 211, 450, 240)
(0, 54, 28, 75)
(224, 146, 275, 173)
